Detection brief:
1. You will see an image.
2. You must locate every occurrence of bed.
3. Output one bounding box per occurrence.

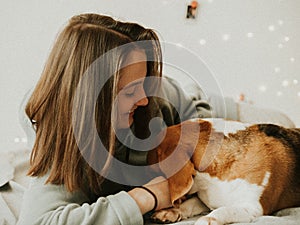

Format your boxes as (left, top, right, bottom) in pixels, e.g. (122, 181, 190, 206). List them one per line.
(0, 149, 30, 225)
(0, 100, 298, 225)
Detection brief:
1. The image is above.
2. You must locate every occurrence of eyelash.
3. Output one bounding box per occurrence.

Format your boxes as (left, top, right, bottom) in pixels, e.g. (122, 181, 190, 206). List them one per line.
(125, 92, 135, 97)
(124, 87, 136, 97)
(124, 83, 143, 97)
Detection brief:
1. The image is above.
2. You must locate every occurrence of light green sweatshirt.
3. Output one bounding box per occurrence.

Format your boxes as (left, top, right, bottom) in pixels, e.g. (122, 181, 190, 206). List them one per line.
(17, 175, 143, 225)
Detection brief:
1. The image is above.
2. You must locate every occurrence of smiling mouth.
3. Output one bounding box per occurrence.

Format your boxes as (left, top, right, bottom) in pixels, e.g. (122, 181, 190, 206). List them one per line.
(128, 107, 137, 114)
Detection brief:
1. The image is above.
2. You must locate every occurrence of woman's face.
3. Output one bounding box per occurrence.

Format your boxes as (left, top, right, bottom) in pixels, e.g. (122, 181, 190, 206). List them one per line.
(116, 50, 148, 129)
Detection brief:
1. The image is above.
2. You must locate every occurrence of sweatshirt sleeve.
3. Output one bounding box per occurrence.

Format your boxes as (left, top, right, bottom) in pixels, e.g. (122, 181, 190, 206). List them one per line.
(206, 93, 238, 120)
(179, 78, 239, 120)
(160, 77, 239, 122)
(17, 176, 143, 225)
(159, 77, 212, 124)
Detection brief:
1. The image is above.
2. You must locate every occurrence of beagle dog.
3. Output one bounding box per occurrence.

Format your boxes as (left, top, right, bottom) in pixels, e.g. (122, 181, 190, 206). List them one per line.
(148, 119, 300, 225)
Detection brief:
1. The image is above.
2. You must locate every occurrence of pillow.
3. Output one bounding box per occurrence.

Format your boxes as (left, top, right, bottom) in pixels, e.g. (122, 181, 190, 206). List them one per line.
(0, 154, 14, 187)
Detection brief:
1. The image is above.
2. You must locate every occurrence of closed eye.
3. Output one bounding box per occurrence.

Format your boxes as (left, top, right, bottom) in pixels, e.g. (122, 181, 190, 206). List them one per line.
(125, 91, 135, 97)
(123, 81, 144, 97)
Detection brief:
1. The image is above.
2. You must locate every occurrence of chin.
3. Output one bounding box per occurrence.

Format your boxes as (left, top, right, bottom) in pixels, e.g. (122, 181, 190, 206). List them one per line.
(118, 116, 133, 129)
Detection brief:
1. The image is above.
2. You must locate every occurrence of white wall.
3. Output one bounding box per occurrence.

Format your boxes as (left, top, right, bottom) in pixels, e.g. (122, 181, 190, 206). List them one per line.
(1, 0, 299, 152)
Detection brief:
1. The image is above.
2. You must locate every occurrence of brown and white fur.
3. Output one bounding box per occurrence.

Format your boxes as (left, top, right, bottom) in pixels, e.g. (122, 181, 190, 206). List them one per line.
(148, 119, 300, 225)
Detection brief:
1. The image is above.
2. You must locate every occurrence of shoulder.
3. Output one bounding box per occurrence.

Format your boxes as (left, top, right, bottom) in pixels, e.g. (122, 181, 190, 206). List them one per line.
(24, 174, 89, 205)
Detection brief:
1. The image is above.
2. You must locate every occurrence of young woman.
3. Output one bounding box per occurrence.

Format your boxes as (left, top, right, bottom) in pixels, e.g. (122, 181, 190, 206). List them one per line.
(17, 13, 227, 225)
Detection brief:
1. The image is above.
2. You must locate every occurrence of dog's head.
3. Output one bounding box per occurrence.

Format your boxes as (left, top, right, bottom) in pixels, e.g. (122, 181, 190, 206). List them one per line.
(148, 119, 212, 205)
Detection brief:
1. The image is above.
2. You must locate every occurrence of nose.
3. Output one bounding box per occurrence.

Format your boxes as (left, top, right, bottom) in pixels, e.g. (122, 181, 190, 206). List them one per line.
(136, 96, 148, 106)
(135, 86, 148, 107)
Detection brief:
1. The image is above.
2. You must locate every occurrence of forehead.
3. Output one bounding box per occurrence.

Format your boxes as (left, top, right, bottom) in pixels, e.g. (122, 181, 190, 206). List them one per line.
(118, 50, 147, 89)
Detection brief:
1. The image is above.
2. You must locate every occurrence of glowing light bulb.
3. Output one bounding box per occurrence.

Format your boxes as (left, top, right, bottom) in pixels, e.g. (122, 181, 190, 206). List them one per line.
(278, 20, 284, 26)
(199, 39, 206, 45)
(274, 67, 281, 73)
(290, 57, 295, 62)
(282, 80, 289, 87)
(277, 91, 283, 96)
(222, 34, 230, 41)
(259, 85, 267, 92)
(293, 79, 298, 85)
(268, 25, 275, 31)
(14, 137, 20, 143)
(284, 36, 290, 42)
(247, 32, 254, 38)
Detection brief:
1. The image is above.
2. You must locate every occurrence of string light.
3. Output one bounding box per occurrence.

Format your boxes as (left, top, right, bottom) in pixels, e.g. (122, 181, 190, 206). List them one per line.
(277, 91, 283, 96)
(222, 34, 230, 41)
(268, 25, 275, 31)
(259, 85, 267, 92)
(278, 20, 284, 26)
(247, 32, 254, 38)
(293, 79, 298, 85)
(284, 36, 290, 42)
(274, 67, 281, 73)
(199, 39, 206, 45)
(290, 57, 295, 62)
(282, 80, 289, 87)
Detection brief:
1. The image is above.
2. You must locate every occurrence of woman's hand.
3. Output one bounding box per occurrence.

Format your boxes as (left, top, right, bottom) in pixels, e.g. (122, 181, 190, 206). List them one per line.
(128, 176, 172, 215)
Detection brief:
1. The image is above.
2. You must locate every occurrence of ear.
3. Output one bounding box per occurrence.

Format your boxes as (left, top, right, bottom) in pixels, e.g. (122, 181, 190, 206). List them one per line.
(156, 119, 212, 204)
(167, 120, 213, 204)
(198, 119, 212, 132)
(180, 119, 212, 148)
(168, 160, 196, 205)
(185, 119, 212, 133)
(147, 148, 158, 165)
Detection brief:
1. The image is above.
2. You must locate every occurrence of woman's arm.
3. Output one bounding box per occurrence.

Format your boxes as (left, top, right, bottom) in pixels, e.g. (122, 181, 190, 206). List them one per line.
(161, 76, 239, 121)
(159, 77, 212, 124)
(129, 176, 171, 214)
(17, 175, 171, 225)
(17, 176, 144, 225)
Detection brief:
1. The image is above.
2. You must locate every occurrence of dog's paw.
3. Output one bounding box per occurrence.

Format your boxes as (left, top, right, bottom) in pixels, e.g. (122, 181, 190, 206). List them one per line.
(194, 216, 221, 225)
(151, 208, 183, 223)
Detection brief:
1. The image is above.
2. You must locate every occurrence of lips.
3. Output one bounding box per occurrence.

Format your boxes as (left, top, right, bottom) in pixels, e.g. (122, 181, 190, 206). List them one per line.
(128, 107, 137, 114)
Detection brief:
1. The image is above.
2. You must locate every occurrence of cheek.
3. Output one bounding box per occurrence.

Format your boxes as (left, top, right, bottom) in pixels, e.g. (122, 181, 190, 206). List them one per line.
(115, 95, 133, 117)
(115, 98, 134, 129)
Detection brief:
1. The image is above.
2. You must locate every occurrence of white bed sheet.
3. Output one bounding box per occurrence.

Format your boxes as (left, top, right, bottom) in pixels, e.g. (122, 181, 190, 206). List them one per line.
(145, 207, 300, 225)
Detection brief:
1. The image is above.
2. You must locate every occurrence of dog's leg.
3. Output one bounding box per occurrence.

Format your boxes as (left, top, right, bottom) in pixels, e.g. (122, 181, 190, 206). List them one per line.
(194, 203, 263, 225)
(179, 197, 210, 219)
(151, 197, 209, 223)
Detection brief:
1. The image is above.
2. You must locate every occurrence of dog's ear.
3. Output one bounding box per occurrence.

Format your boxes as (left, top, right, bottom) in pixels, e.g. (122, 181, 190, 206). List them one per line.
(190, 120, 214, 170)
(156, 119, 212, 205)
(168, 157, 196, 205)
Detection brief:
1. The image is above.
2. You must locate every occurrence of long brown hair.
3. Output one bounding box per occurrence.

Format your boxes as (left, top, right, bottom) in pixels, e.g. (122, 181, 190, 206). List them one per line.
(69, 14, 163, 138)
(26, 13, 163, 195)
